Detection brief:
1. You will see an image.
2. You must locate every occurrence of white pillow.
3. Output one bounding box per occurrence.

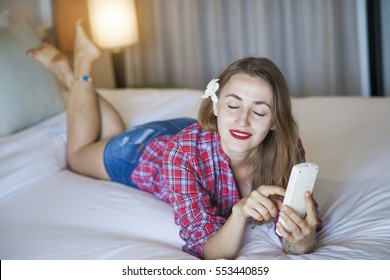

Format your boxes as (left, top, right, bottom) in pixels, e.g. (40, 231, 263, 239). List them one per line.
(0, 20, 64, 136)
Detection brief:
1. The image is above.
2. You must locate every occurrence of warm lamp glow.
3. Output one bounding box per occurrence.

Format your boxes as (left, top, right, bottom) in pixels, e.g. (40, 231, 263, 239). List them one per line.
(87, 0, 139, 49)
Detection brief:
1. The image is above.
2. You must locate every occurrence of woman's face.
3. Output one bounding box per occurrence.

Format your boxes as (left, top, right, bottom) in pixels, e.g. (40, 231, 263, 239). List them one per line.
(213, 73, 275, 162)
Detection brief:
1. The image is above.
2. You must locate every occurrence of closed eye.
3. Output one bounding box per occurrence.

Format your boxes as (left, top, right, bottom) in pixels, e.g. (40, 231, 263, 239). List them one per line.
(254, 111, 265, 117)
(228, 105, 239, 110)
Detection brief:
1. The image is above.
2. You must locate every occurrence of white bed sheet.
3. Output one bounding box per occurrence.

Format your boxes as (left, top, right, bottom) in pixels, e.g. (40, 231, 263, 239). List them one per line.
(0, 170, 196, 259)
(1, 89, 389, 259)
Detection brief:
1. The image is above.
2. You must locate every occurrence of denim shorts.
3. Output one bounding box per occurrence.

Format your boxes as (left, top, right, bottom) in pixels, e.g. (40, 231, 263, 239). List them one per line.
(103, 118, 197, 187)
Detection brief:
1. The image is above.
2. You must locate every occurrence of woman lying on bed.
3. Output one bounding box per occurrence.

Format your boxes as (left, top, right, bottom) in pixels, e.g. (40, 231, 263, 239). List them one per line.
(27, 21, 322, 259)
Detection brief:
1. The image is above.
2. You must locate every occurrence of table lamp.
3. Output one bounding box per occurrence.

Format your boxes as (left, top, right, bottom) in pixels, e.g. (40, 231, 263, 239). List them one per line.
(87, 0, 139, 88)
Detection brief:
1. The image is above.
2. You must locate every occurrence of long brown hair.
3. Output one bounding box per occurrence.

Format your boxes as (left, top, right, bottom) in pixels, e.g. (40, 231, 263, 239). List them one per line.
(198, 57, 300, 189)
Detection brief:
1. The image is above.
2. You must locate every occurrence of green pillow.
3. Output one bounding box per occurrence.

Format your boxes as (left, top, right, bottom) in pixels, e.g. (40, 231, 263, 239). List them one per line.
(0, 20, 64, 136)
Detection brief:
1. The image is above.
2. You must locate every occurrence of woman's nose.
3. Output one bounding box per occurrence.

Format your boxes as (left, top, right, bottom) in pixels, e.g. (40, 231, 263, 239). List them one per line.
(237, 110, 250, 127)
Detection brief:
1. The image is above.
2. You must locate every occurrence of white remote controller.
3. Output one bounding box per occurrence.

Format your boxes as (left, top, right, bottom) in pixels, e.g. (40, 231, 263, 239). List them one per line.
(276, 162, 319, 236)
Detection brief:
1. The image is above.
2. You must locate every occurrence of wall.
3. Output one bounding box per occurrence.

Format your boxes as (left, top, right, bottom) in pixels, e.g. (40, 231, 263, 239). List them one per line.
(0, 0, 47, 25)
(0, 0, 54, 41)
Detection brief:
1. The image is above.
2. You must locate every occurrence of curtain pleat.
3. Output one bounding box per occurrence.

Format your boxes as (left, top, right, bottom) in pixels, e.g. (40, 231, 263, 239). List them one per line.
(126, 0, 364, 96)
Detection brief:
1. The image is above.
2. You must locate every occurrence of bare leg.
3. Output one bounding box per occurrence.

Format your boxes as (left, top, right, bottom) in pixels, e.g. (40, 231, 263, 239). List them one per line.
(26, 43, 74, 104)
(27, 32, 126, 140)
(66, 20, 125, 179)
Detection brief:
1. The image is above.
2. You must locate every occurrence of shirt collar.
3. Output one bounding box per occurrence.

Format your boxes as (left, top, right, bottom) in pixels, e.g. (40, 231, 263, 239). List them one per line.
(214, 132, 230, 165)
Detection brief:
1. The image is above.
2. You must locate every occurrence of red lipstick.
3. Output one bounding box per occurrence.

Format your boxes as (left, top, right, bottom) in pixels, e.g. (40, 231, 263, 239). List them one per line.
(229, 130, 252, 140)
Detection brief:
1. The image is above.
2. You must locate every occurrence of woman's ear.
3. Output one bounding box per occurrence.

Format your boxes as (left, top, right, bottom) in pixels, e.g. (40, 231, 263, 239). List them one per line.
(213, 101, 218, 117)
(270, 123, 276, 131)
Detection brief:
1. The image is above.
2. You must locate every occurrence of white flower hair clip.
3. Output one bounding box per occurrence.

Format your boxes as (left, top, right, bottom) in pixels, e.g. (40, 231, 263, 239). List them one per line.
(202, 78, 219, 103)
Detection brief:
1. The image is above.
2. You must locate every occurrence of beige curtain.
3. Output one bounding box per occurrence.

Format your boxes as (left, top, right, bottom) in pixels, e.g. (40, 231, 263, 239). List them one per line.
(125, 0, 366, 97)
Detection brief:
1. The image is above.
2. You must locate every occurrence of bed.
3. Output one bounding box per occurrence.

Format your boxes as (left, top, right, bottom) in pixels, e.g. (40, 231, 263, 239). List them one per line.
(1, 19, 390, 261)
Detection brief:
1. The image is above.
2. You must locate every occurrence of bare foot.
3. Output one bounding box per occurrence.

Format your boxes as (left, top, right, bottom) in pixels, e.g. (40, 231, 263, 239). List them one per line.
(26, 43, 74, 90)
(73, 19, 102, 78)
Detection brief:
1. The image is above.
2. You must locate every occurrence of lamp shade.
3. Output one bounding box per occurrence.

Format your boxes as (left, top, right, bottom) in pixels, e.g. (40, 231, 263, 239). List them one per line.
(87, 0, 139, 49)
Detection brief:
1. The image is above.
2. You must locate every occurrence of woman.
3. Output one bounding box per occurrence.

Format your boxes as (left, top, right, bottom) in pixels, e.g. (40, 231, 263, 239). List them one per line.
(27, 21, 321, 259)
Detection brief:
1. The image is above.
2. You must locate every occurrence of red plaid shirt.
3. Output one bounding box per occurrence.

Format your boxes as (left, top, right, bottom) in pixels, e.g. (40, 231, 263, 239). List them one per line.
(131, 134, 173, 203)
(163, 124, 240, 258)
(131, 123, 317, 258)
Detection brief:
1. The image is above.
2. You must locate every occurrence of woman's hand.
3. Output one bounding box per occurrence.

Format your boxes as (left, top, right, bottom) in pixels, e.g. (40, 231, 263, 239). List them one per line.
(233, 185, 286, 222)
(204, 185, 285, 260)
(277, 191, 318, 254)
